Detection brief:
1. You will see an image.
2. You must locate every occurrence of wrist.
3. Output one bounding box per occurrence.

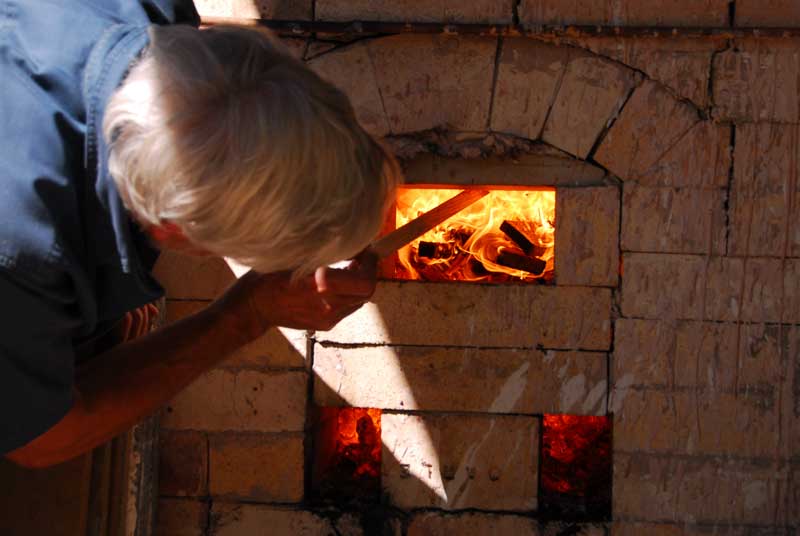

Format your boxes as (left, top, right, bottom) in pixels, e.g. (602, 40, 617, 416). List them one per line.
(208, 273, 274, 344)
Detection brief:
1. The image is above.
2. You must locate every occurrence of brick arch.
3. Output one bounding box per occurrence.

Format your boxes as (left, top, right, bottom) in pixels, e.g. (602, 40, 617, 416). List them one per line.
(308, 34, 727, 184)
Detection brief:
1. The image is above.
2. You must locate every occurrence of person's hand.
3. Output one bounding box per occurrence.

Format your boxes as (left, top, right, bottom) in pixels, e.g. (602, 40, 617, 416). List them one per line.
(217, 250, 378, 334)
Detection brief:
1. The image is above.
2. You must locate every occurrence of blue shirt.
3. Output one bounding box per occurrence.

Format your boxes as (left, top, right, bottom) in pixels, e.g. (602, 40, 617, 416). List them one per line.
(0, 0, 199, 454)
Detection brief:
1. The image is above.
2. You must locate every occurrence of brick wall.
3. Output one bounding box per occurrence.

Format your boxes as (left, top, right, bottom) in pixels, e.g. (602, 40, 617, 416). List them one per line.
(152, 2, 800, 534)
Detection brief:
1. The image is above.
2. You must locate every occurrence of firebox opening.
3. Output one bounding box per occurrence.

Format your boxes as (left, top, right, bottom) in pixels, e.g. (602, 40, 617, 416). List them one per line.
(389, 187, 555, 283)
(311, 407, 382, 505)
(540, 414, 612, 521)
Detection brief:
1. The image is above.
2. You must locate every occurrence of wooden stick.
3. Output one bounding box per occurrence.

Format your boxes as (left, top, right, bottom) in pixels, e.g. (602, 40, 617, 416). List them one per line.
(371, 189, 489, 258)
(500, 220, 547, 257)
(496, 251, 546, 275)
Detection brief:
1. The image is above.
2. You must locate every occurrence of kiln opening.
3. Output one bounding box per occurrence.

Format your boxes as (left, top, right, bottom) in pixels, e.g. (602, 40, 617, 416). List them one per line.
(389, 187, 556, 283)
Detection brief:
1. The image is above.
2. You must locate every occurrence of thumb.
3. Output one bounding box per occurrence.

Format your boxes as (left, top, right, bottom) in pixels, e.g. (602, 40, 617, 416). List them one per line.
(314, 266, 329, 294)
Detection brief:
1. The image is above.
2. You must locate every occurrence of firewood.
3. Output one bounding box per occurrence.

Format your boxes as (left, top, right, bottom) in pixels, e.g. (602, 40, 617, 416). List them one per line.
(496, 250, 546, 275)
(417, 242, 454, 259)
(500, 220, 547, 257)
(371, 189, 489, 258)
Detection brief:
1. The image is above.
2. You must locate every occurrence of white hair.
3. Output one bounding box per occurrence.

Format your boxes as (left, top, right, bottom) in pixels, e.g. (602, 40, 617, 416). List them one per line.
(104, 24, 400, 275)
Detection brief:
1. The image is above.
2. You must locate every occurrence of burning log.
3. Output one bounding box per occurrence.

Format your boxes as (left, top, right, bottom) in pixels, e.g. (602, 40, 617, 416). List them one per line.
(496, 250, 546, 275)
(417, 241, 454, 259)
(500, 220, 547, 257)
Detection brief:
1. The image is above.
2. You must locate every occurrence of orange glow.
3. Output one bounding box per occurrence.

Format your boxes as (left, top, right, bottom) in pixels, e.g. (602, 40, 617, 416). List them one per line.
(335, 408, 382, 479)
(394, 187, 555, 282)
(312, 407, 382, 503)
(541, 414, 612, 519)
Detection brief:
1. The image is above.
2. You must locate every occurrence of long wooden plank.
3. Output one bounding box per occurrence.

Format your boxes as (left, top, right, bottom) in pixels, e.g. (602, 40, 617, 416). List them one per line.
(371, 189, 489, 258)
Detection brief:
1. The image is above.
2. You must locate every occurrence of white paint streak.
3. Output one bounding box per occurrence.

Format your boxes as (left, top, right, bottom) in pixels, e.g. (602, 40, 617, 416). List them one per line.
(489, 361, 531, 413)
(582, 380, 608, 414)
(609, 373, 636, 413)
(448, 420, 497, 509)
(559, 373, 587, 412)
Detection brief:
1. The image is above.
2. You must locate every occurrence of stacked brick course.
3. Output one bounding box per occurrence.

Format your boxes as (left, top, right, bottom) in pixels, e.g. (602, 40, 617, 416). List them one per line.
(155, 2, 799, 534)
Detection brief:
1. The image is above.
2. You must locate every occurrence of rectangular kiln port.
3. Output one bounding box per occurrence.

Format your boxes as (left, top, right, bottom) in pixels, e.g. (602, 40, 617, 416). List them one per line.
(389, 187, 555, 283)
(540, 414, 612, 521)
(311, 407, 382, 505)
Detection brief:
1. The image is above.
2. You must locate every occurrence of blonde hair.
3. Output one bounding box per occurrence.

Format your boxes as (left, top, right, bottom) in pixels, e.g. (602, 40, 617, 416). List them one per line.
(104, 25, 400, 275)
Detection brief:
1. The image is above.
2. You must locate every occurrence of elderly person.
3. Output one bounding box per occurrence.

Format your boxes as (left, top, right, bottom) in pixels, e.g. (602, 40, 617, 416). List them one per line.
(1, 0, 398, 467)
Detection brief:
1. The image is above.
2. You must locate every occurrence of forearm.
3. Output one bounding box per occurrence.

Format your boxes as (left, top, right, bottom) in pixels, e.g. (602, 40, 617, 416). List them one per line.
(7, 300, 257, 468)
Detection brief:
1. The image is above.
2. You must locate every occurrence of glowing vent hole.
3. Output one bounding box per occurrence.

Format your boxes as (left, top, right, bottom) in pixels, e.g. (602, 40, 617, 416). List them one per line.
(540, 414, 612, 520)
(312, 407, 381, 504)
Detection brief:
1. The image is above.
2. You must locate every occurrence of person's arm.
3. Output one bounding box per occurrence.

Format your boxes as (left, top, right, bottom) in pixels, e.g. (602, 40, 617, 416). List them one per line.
(6, 254, 376, 468)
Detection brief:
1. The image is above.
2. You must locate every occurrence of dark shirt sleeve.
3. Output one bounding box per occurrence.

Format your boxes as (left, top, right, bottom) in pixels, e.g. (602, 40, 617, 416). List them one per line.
(0, 273, 77, 455)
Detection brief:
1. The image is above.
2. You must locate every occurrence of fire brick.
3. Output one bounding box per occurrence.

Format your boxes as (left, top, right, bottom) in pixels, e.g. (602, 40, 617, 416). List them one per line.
(634, 121, 731, 188)
(159, 430, 208, 497)
(381, 414, 538, 510)
(490, 39, 571, 140)
(740, 258, 788, 323)
(193, 0, 312, 19)
(556, 186, 620, 286)
(166, 300, 308, 368)
(309, 42, 390, 138)
(407, 512, 538, 536)
(318, 282, 612, 350)
(542, 53, 638, 158)
(315, 0, 514, 24)
(402, 152, 607, 188)
(614, 453, 793, 525)
(620, 253, 706, 320)
(314, 345, 607, 415)
(737, 0, 800, 27)
(518, 0, 730, 27)
(569, 37, 724, 108)
(713, 39, 800, 123)
(623, 255, 800, 322)
(595, 80, 699, 181)
(209, 433, 304, 502)
(612, 522, 797, 536)
(729, 124, 800, 258)
(153, 251, 235, 299)
(611, 388, 780, 458)
(367, 35, 497, 133)
(210, 503, 333, 535)
(161, 369, 307, 432)
(614, 320, 793, 391)
(703, 257, 746, 322)
(621, 183, 727, 255)
(155, 498, 208, 536)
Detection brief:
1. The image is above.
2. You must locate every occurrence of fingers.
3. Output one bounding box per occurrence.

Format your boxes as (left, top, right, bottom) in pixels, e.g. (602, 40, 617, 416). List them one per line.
(315, 301, 366, 331)
(315, 264, 376, 299)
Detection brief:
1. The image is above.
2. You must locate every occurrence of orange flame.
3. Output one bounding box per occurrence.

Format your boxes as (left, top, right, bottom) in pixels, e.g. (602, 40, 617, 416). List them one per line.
(394, 188, 555, 282)
(335, 408, 382, 479)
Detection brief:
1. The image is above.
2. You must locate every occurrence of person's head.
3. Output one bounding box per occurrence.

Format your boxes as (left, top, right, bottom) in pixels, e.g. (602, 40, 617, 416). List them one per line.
(104, 24, 400, 275)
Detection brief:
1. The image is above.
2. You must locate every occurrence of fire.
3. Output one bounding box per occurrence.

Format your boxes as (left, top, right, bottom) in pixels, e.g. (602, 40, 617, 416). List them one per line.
(312, 407, 381, 502)
(334, 407, 382, 479)
(540, 414, 612, 518)
(394, 187, 555, 282)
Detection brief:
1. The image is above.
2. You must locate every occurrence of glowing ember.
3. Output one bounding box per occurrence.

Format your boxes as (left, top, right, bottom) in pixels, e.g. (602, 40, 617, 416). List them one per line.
(312, 407, 381, 503)
(394, 188, 555, 282)
(541, 414, 612, 519)
(335, 408, 381, 479)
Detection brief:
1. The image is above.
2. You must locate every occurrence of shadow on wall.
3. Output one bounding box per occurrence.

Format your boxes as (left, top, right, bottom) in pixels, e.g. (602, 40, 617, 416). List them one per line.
(312, 283, 579, 515)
